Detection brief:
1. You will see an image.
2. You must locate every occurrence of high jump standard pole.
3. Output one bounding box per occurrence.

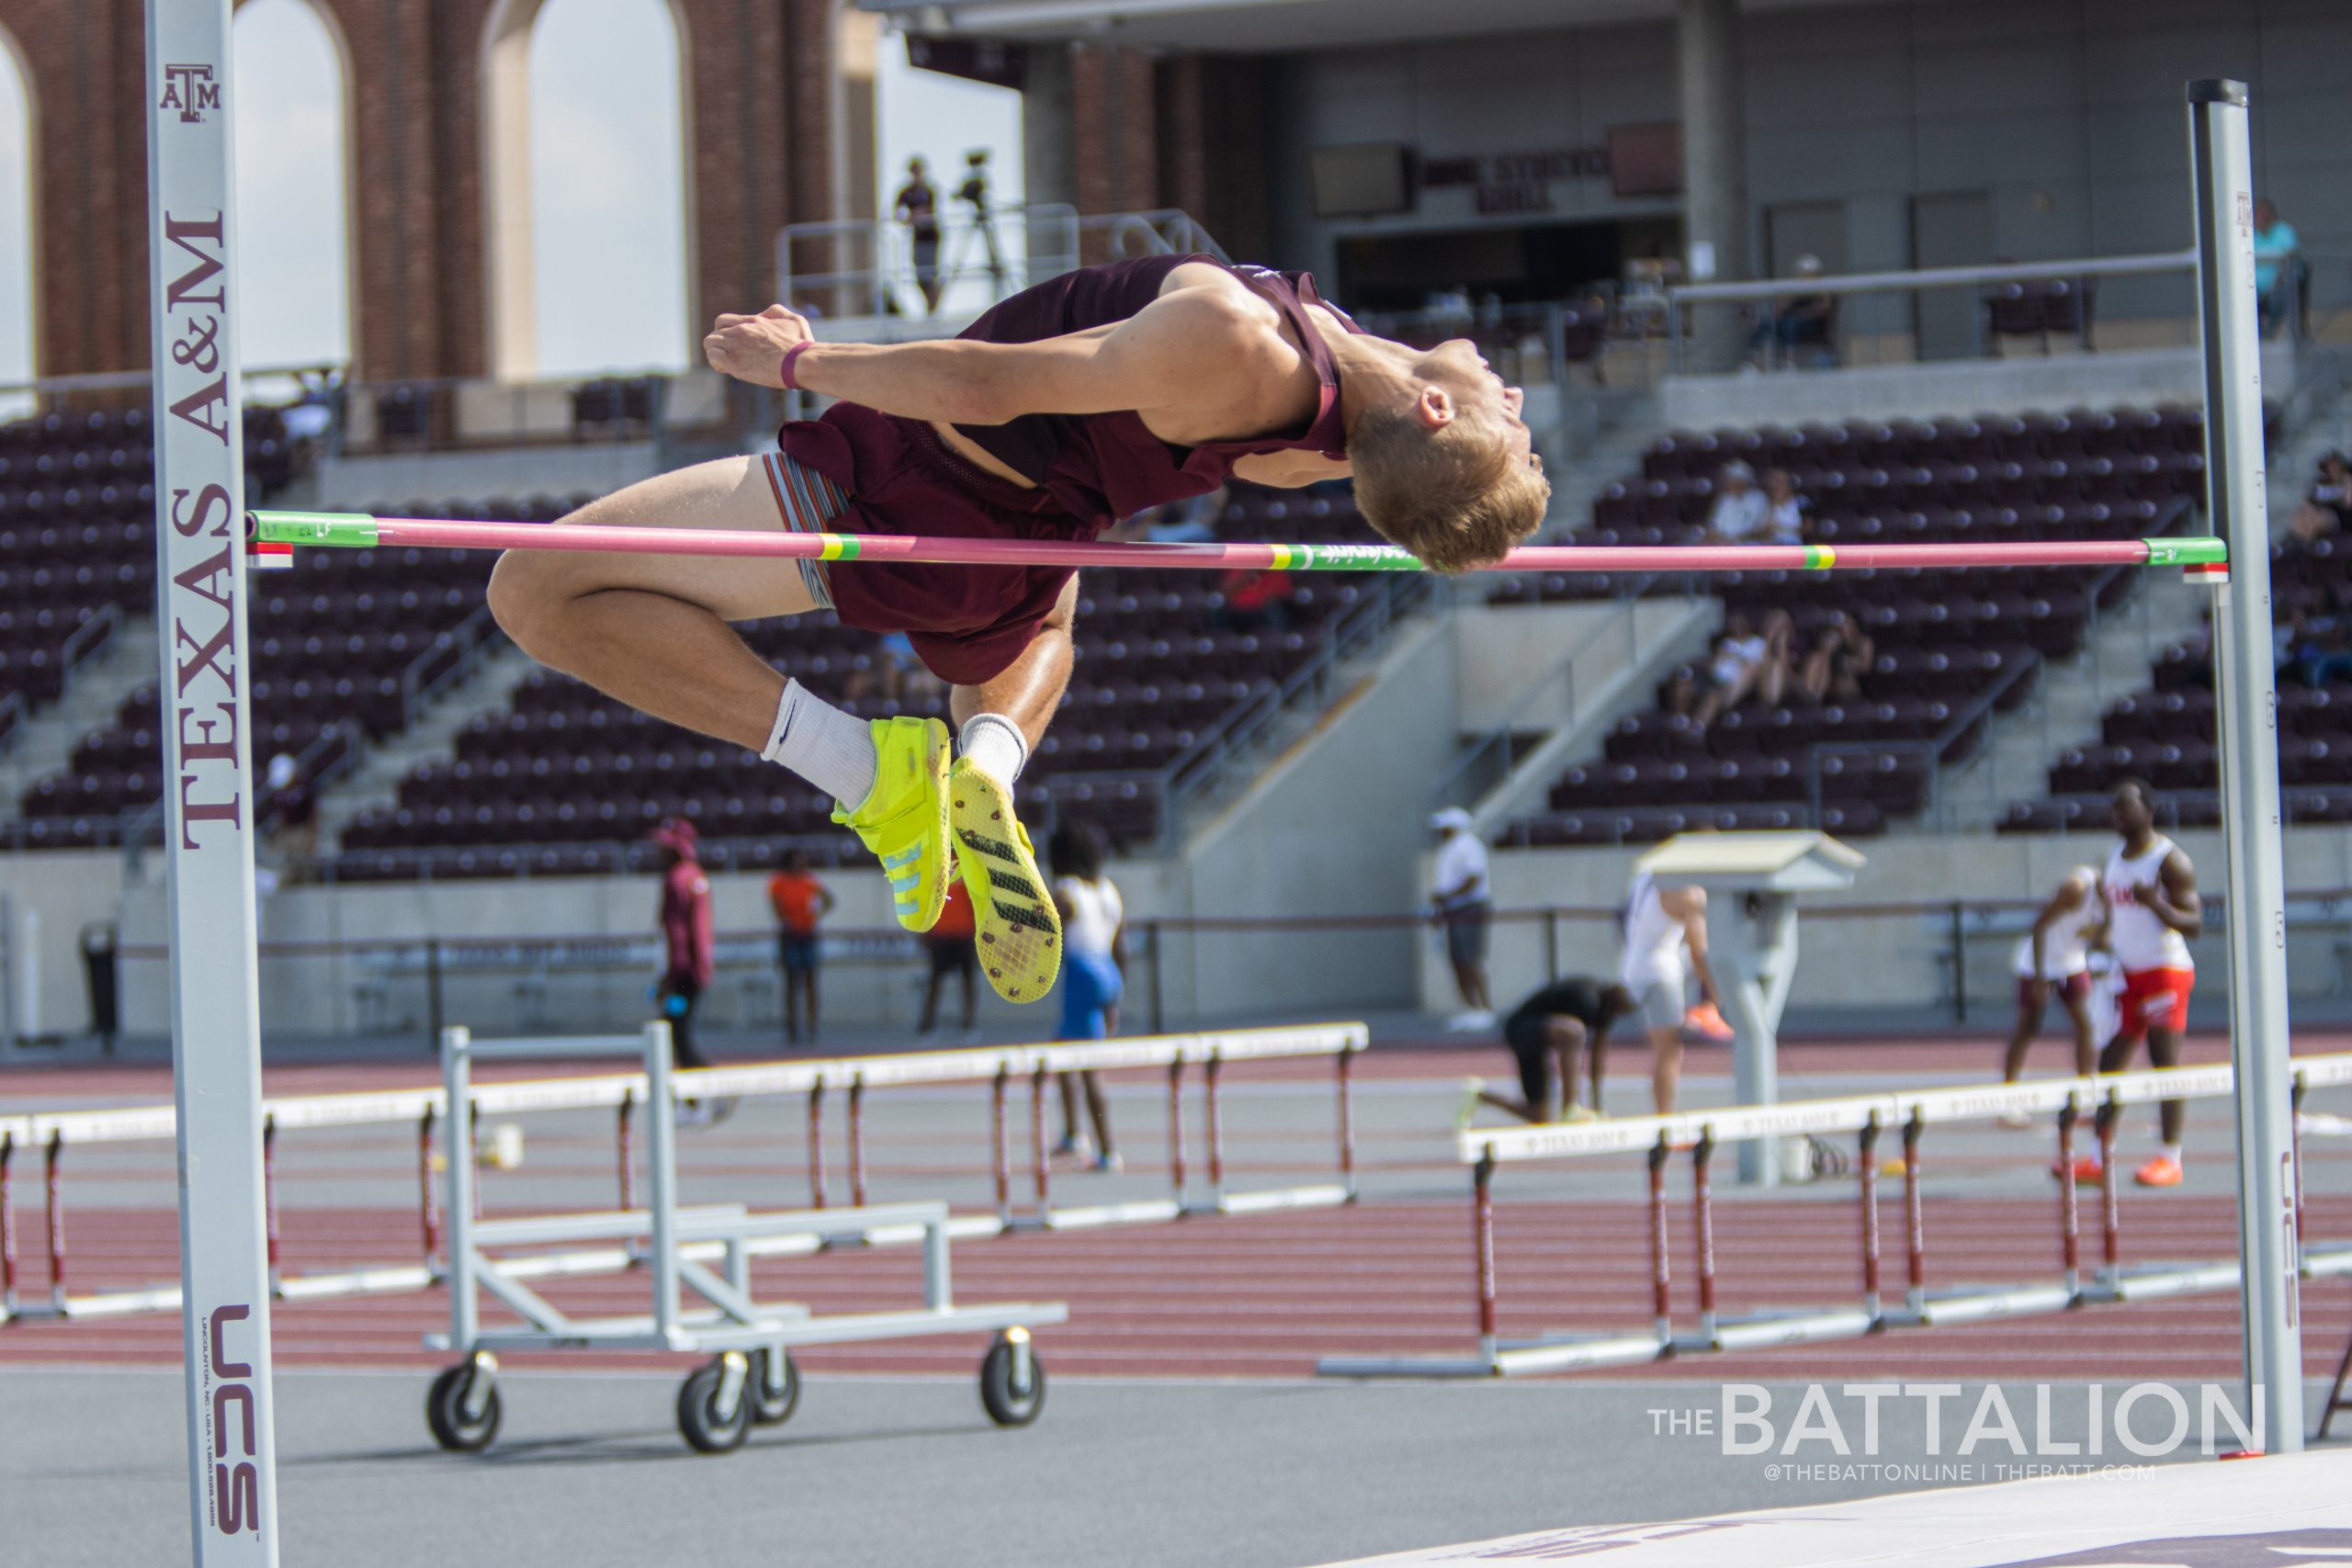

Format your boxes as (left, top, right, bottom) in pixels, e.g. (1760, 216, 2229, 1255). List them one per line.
(147, 0, 283, 1557)
(2189, 78, 2301, 1454)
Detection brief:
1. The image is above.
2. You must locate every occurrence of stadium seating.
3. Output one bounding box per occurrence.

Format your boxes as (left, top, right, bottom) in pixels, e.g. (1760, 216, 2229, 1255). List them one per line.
(330, 483, 1383, 880)
(1497, 406, 2211, 847)
(1998, 530, 2352, 833)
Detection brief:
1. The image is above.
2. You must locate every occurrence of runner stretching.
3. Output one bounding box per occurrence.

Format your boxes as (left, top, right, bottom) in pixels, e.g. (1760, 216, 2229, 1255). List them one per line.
(1995, 864, 2103, 1127)
(488, 256, 1549, 1002)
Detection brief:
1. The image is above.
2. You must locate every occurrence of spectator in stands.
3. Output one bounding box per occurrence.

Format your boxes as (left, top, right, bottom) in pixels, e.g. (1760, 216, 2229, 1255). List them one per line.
(1214, 566, 1295, 635)
(1799, 612, 1873, 705)
(1751, 609, 1798, 708)
(2253, 198, 2300, 339)
(2280, 582, 2352, 687)
(1050, 819, 1125, 1171)
(1428, 807, 1495, 1030)
(1759, 467, 1808, 545)
(2289, 451, 2352, 546)
(845, 631, 942, 706)
(1703, 461, 1769, 542)
(1746, 255, 1836, 369)
(1669, 613, 1770, 728)
(264, 752, 317, 879)
(766, 848, 834, 1047)
(1150, 483, 1228, 543)
(917, 878, 980, 1042)
(1461, 976, 1638, 1126)
(652, 818, 717, 1097)
(893, 157, 944, 315)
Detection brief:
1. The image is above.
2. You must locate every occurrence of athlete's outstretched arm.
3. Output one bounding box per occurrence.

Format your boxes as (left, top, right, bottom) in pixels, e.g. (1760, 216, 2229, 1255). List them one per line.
(702, 294, 1288, 427)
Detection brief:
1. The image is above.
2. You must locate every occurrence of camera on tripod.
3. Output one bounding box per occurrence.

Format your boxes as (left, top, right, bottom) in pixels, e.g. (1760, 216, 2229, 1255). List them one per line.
(955, 150, 991, 211)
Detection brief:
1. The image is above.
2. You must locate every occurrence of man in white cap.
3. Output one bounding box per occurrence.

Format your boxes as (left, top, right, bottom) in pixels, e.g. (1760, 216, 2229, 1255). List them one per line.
(1429, 807, 1494, 1029)
(1704, 461, 1769, 543)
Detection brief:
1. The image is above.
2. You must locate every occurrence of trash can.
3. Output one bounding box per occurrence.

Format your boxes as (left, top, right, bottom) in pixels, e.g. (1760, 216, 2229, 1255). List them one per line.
(81, 921, 119, 1055)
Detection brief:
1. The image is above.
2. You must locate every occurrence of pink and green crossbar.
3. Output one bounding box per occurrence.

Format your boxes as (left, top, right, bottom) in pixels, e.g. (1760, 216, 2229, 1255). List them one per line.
(248, 509, 2228, 576)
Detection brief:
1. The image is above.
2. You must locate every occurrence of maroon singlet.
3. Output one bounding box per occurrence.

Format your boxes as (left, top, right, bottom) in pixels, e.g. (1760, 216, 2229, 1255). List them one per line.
(774, 254, 1361, 686)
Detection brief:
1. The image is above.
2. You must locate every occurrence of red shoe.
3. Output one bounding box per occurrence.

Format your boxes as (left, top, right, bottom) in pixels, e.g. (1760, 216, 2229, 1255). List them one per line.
(2133, 1155, 2184, 1188)
(2052, 1155, 2104, 1185)
(1684, 1001, 1734, 1042)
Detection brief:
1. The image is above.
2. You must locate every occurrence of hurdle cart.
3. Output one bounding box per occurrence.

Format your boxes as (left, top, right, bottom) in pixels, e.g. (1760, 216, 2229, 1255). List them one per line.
(424, 1023, 1066, 1455)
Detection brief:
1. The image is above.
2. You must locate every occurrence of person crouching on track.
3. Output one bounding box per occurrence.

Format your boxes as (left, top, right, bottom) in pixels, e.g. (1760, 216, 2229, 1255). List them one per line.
(2066, 780, 2201, 1188)
(1996, 864, 2103, 1126)
(1050, 819, 1125, 1172)
(486, 256, 1548, 1011)
(1464, 978, 1638, 1125)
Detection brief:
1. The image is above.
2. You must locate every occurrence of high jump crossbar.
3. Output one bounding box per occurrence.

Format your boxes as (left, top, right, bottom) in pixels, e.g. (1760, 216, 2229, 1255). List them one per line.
(248, 509, 2227, 577)
(0, 1023, 1365, 1323)
(1317, 1052, 2352, 1382)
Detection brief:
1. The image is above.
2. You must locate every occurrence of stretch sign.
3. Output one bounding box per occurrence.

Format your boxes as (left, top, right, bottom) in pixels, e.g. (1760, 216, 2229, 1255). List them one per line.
(146, 1, 281, 1561)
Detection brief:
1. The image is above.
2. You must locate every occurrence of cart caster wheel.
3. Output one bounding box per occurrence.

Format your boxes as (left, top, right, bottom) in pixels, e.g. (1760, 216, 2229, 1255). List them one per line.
(425, 1359, 503, 1452)
(678, 1353, 753, 1454)
(979, 1330, 1046, 1427)
(749, 1348, 799, 1427)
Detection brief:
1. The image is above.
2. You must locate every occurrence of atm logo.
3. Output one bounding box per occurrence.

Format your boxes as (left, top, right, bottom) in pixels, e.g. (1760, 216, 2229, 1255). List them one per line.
(160, 63, 220, 123)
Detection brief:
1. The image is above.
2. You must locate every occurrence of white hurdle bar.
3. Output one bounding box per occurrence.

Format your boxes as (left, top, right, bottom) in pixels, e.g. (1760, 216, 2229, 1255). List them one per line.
(433, 1023, 1066, 1362)
(0, 1021, 1367, 1324)
(1318, 1053, 2352, 1379)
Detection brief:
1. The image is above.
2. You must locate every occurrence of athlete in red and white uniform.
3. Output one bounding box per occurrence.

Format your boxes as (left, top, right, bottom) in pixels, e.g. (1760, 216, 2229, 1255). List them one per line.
(2094, 779, 2201, 1187)
(1996, 863, 2102, 1124)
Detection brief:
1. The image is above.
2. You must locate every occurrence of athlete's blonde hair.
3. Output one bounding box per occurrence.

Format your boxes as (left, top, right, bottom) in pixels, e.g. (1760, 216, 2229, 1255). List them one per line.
(1349, 406, 1549, 571)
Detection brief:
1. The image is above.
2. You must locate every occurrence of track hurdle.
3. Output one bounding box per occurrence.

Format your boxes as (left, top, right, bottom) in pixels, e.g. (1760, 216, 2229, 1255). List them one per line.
(0, 1021, 1366, 1324)
(1317, 1053, 2352, 1380)
(424, 1022, 1064, 1456)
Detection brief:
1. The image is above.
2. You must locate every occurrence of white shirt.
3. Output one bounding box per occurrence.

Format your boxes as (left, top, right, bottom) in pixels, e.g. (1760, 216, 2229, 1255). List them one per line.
(1763, 497, 1805, 545)
(1431, 831, 1489, 910)
(1710, 634, 1767, 685)
(1620, 870, 1689, 988)
(1708, 488, 1769, 540)
(2009, 870, 2101, 979)
(1057, 875, 1124, 959)
(2102, 836, 2194, 974)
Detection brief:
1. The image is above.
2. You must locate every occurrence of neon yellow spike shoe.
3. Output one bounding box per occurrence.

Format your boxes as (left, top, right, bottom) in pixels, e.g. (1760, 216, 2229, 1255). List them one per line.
(831, 716, 951, 933)
(949, 759, 1062, 1003)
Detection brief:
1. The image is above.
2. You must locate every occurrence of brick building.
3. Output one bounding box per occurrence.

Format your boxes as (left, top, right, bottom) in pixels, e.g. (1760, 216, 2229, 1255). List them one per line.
(0, 0, 1271, 385)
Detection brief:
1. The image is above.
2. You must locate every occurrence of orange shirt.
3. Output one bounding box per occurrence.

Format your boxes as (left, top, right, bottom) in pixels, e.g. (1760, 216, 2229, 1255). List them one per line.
(767, 871, 829, 935)
(929, 879, 976, 940)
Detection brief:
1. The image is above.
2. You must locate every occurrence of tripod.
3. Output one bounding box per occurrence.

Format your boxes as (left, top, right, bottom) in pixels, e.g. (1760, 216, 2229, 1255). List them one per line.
(942, 203, 1010, 302)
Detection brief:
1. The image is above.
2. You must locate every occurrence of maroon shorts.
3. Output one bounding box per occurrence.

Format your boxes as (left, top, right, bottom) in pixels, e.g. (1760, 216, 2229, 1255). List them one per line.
(2017, 972, 2092, 1010)
(772, 406, 1099, 687)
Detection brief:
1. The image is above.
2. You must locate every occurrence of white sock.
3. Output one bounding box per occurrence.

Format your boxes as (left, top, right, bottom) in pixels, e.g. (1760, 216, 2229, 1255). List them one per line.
(2161, 1143, 2182, 1167)
(762, 679, 877, 807)
(958, 713, 1029, 787)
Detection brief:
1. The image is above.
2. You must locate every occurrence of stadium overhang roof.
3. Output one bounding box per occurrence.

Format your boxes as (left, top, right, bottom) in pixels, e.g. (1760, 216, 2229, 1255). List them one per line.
(857, 0, 1864, 51)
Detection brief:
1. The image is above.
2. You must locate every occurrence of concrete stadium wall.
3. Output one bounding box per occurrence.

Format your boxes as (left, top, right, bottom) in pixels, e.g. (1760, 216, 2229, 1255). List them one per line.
(1266, 0, 2352, 316)
(1421, 825, 2352, 1023)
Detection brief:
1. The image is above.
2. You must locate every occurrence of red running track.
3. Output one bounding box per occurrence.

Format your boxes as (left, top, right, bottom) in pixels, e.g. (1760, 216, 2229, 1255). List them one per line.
(6, 1194, 2348, 1383)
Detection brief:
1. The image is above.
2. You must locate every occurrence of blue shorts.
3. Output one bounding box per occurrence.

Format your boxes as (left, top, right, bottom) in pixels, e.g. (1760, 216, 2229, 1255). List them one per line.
(778, 932, 820, 974)
(1058, 952, 1124, 1041)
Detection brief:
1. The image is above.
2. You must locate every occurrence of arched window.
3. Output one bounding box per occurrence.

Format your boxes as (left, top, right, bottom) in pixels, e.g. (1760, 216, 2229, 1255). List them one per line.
(231, 0, 354, 374)
(876, 32, 1026, 318)
(0, 27, 36, 419)
(484, 0, 691, 380)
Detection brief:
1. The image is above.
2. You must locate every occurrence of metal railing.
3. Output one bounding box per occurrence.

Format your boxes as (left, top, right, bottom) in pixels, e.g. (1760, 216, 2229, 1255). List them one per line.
(1667, 250, 2201, 374)
(1430, 577, 1665, 815)
(775, 205, 1227, 328)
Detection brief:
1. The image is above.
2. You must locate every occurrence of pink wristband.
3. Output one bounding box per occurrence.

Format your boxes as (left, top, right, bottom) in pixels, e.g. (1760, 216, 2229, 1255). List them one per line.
(780, 341, 815, 390)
